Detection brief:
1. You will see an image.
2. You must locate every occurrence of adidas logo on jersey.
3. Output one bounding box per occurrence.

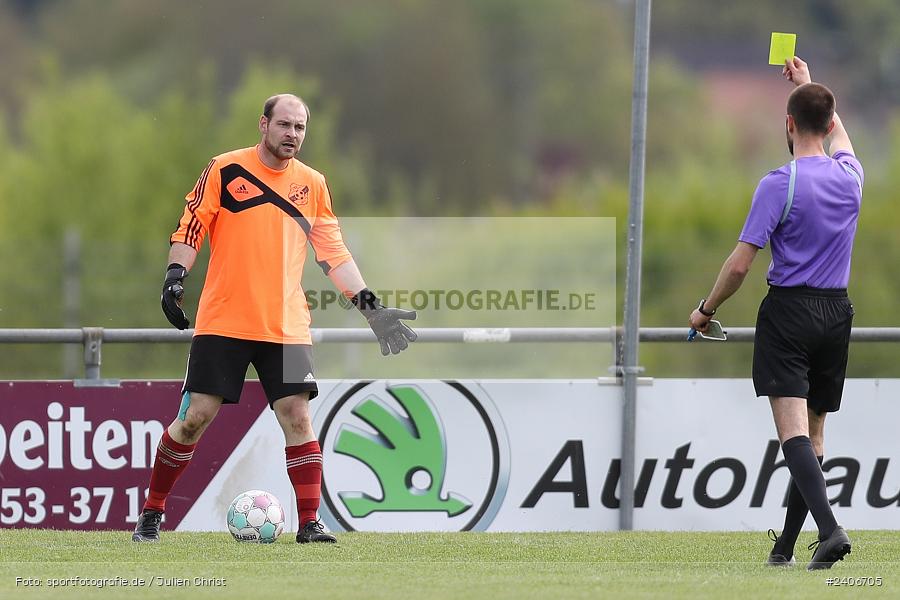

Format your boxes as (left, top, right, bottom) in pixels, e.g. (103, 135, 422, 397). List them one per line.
(226, 177, 264, 201)
(304, 372, 316, 383)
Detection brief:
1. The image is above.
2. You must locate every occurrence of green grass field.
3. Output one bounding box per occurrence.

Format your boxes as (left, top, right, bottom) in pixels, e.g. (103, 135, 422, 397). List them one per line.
(1, 530, 898, 599)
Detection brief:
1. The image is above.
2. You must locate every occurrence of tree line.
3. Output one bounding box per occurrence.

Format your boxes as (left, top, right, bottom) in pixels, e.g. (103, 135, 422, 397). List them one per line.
(0, 0, 898, 379)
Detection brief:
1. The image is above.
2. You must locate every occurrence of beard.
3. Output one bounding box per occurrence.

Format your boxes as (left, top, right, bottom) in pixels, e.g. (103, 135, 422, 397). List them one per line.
(785, 127, 794, 156)
(264, 136, 297, 160)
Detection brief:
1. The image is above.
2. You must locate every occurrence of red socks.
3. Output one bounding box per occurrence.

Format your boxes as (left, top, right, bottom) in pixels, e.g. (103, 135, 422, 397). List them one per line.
(142, 432, 322, 526)
(143, 430, 196, 512)
(286, 440, 323, 526)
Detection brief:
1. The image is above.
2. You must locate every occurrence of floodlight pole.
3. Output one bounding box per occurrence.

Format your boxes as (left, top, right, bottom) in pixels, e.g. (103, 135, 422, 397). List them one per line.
(620, 0, 652, 531)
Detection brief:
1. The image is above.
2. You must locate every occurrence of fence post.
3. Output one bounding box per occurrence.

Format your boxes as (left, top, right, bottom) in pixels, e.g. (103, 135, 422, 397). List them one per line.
(82, 327, 103, 380)
(621, 0, 653, 531)
(63, 228, 82, 378)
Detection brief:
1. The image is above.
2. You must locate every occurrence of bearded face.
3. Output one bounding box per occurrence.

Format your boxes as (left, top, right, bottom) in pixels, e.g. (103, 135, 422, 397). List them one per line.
(259, 97, 308, 165)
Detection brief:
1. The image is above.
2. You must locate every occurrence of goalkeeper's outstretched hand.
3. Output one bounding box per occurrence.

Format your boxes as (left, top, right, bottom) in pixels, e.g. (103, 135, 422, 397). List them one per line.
(352, 288, 417, 356)
(161, 263, 190, 330)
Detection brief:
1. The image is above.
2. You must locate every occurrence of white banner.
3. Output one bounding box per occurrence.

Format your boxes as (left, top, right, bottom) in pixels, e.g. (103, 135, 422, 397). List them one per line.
(176, 378, 899, 533)
(633, 379, 900, 531)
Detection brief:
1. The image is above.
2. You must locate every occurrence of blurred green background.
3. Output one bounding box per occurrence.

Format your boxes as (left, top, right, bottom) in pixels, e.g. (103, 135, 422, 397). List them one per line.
(0, 0, 898, 379)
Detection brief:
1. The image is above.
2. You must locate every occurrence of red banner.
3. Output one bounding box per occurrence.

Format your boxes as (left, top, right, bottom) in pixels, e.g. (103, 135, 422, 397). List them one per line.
(0, 381, 265, 530)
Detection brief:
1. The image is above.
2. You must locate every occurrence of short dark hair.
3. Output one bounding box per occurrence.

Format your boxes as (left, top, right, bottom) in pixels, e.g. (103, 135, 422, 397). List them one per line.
(263, 94, 309, 121)
(786, 83, 835, 135)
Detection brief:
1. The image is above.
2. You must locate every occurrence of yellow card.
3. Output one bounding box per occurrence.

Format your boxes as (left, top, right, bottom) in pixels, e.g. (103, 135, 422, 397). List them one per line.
(769, 32, 796, 65)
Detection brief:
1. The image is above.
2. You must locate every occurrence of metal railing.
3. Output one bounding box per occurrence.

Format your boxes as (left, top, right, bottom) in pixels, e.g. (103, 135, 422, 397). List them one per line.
(2, 327, 900, 380)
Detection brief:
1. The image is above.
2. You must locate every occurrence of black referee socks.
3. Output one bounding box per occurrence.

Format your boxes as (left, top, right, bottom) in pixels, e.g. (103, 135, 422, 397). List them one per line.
(781, 436, 838, 540)
(776, 454, 825, 557)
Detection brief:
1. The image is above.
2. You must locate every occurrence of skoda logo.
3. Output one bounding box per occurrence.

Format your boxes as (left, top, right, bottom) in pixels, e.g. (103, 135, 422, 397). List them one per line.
(315, 380, 509, 532)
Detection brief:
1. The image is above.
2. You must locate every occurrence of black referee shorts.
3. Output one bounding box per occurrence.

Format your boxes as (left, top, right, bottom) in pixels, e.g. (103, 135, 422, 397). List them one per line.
(753, 286, 854, 413)
(183, 335, 319, 408)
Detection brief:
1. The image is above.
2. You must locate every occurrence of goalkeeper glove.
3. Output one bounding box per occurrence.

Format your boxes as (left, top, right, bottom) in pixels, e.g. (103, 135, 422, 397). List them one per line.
(161, 263, 190, 330)
(352, 288, 417, 356)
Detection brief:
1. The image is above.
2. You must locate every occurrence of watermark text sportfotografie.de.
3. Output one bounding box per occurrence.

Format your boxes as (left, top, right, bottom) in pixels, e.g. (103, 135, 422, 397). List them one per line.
(305, 289, 598, 312)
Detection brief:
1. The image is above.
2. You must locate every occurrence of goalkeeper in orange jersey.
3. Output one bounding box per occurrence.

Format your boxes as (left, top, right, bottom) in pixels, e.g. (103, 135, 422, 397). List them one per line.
(132, 94, 417, 544)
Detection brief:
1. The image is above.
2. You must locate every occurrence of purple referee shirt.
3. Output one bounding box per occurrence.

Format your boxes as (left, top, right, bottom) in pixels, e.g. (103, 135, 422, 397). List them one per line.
(739, 150, 863, 289)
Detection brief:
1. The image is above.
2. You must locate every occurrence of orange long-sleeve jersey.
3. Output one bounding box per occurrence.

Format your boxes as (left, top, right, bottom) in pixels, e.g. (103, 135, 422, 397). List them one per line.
(171, 146, 352, 344)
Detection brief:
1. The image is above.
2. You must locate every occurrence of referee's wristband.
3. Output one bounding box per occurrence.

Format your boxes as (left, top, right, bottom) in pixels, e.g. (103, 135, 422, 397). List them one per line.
(697, 299, 716, 317)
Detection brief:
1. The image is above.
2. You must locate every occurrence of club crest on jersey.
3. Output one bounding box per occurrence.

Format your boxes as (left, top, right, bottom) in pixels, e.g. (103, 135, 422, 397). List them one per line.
(289, 184, 310, 206)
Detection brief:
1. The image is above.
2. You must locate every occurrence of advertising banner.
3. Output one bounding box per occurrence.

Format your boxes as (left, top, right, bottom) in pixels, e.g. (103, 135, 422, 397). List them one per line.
(1, 379, 897, 532)
(0, 382, 265, 531)
(633, 379, 900, 531)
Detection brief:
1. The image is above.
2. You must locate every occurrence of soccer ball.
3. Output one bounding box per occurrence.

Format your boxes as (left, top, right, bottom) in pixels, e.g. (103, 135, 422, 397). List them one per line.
(227, 490, 285, 543)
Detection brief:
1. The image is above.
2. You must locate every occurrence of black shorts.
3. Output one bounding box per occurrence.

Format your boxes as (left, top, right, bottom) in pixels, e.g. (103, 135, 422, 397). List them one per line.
(752, 286, 854, 413)
(183, 335, 318, 408)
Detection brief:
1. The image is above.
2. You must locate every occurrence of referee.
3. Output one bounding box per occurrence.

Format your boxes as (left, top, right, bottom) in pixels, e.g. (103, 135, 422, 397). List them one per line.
(688, 57, 862, 570)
